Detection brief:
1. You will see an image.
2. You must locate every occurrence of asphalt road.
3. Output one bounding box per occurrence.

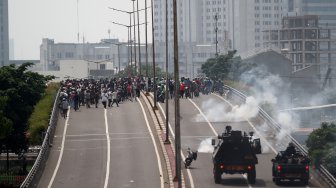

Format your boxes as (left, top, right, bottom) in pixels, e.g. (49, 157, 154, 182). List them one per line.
(37, 98, 166, 188)
(155, 93, 325, 188)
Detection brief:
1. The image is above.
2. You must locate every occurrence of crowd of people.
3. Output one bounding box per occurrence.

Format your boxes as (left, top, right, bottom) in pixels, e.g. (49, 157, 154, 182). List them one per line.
(57, 76, 225, 117)
(58, 77, 145, 118)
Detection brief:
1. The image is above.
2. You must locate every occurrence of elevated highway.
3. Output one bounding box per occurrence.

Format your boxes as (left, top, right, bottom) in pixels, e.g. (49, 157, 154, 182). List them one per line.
(22, 89, 335, 188)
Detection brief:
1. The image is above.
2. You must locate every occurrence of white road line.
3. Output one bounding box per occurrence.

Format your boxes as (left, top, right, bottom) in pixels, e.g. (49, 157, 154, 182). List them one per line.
(156, 102, 195, 188)
(103, 108, 111, 188)
(138, 97, 164, 188)
(47, 108, 70, 188)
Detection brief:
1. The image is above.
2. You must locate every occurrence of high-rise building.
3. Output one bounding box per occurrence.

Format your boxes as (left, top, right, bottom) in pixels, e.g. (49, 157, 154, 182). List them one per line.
(287, 0, 336, 28)
(153, 0, 288, 58)
(0, 0, 9, 67)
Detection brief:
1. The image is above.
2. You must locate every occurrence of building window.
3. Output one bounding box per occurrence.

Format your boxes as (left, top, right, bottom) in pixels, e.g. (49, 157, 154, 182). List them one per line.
(100, 64, 106, 70)
(65, 52, 74, 58)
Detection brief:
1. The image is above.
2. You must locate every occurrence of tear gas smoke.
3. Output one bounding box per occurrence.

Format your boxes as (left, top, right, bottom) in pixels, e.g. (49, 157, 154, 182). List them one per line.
(194, 96, 259, 122)
(195, 66, 302, 150)
(197, 138, 214, 153)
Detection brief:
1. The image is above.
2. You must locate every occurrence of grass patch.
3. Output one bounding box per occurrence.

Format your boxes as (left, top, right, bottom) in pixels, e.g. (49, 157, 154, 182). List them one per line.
(27, 82, 59, 145)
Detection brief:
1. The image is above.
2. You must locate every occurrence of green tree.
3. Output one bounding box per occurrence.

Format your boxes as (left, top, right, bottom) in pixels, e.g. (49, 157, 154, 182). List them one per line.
(201, 50, 251, 80)
(0, 63, 53, 157)
(306, 122, 336, 174)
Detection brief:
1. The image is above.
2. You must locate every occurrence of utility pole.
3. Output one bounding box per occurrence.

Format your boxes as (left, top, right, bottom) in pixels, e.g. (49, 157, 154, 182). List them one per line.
(132, 0, 137, 75)
(164, 0, 170, 144)
(145, 0, 149, 79)
(151, 0, 157, 109)
(137, 0, 142, 75)
(173, 0, 181, 187)
(215, 13, 219, 57)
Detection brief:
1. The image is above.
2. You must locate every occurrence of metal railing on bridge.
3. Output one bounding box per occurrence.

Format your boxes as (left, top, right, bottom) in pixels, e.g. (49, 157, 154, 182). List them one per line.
(20, 89, 60, 188)
(223, 85, 336, 187)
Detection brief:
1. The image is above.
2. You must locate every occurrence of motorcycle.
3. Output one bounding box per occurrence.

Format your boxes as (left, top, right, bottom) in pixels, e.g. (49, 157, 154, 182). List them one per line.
(157, 91, 165, 103)
(184, 148, 198, 168)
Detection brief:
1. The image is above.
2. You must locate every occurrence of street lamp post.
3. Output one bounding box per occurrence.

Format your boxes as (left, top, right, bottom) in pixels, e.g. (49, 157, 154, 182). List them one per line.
(151, 0, 157, 109)
(173, 0, 181, 186)
(109, 7, 147, 75)
(136, 0, 142, 75)
(145, 0, 149, 79)
(164, 0, 170, 144)
(131, 0, 138, 75)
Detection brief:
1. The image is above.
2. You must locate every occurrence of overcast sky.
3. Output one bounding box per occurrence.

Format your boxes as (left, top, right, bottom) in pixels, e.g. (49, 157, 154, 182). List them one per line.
(9, 0, 151, 60)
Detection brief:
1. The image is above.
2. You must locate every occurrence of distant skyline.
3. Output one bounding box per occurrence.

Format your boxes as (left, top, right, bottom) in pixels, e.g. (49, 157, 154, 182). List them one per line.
(9, 0, 150, 60)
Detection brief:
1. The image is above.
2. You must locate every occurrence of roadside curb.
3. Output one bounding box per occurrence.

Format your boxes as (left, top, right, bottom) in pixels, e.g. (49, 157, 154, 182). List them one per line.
(141, 92, 186, 188)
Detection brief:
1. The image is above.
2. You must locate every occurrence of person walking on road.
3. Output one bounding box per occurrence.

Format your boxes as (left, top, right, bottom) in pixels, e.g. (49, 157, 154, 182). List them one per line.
(60, 98, 69, 118)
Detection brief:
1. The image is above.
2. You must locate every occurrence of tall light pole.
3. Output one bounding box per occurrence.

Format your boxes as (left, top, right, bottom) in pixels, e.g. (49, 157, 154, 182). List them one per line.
(109, 7, 147, 75)
(151, 0, 157, 109)
(110, 21, 132, 66)
(132, 0, 137, 75)
(145, 0, 149, 79)
(164, 0, 170, 144)
(173, 0, 181, 186)
(136, 0, 142, 75)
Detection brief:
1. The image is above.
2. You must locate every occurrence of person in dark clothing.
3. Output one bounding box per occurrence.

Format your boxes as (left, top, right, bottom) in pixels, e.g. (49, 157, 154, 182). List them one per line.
(284, 142, 296, 156)
(74, 92, 79, 111)
(94, 90, 100, 108)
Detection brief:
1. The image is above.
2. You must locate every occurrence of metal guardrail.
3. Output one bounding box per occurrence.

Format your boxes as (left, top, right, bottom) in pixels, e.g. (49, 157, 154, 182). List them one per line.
(20, 88, 60, 188)
(223, 85, 336, 187)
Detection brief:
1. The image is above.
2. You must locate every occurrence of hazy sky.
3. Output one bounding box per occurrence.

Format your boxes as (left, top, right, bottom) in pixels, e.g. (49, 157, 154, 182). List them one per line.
(9, 0, 150, 60)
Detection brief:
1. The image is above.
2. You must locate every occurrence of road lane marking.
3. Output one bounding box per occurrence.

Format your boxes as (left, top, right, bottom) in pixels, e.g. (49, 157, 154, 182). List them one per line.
(47, 107, 70, 188)
(103, 108, 111, 188)
(156, 101, 195, 188)
(138, 97, 164, 188)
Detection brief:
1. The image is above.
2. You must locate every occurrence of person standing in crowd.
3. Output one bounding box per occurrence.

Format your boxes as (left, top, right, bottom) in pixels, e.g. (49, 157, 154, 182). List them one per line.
(73, 91, 79, 111)
(111, 90, 119, 107)
(94, 90, 100, 108)
(101, 90, 108, 109)
(108, 90, 112, 107)
(85, 89, 91, 108)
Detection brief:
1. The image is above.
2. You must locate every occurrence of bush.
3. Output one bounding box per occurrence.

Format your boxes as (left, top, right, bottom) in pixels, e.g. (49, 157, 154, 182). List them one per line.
(27, 83, 59, 145)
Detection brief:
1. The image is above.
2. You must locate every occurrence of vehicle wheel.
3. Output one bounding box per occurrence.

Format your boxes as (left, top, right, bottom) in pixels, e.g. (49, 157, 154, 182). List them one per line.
(247, 168, 256, 184)
(303, 179, 309, 185)
(214, 168, 221, 184)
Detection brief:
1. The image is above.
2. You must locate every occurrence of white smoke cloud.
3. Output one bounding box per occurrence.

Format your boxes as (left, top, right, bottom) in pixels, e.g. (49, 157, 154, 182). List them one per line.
(194, 96, 259, 122)
(194, 65, 303, 151)
(197, 138, 214, 153)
